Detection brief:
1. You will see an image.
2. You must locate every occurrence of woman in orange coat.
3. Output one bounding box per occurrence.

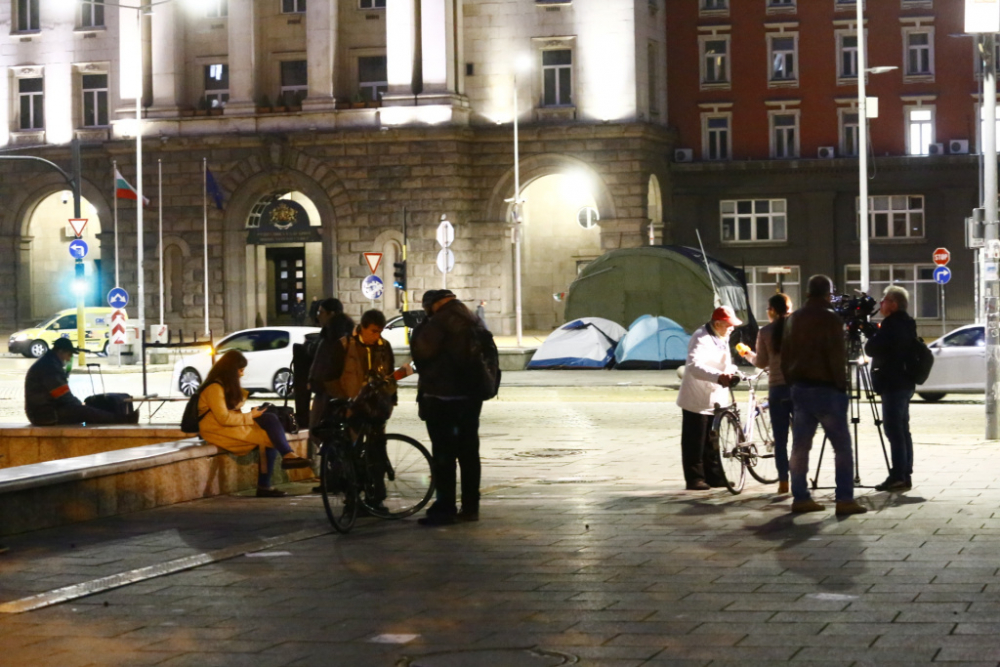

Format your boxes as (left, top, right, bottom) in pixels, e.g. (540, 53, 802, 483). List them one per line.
(197, 351, 311, 497)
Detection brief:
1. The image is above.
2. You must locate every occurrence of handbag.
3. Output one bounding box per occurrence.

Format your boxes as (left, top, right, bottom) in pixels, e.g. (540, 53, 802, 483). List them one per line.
(258, 402, 299, 434)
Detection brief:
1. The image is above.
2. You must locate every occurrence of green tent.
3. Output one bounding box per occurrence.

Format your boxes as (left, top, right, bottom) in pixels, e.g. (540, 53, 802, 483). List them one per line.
(564, 246, 754, 334)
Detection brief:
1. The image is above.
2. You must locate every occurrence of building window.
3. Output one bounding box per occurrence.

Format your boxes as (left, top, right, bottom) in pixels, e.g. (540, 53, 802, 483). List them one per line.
(905, 29, 933, 76)
(702, 113, 731, 161)
(16, 0, 40, 32)
(839, 33, 858, 80)
(82, 74, 108, 127)
(542, 49, 572, 107)
(721, 199, 788, 243)
(280, 60, 308, 106)
(840, 109, 860, 157)
(204, 64, 229, 108)
(769, 0, 795, 6)
(857, 195, 925, 239)
(206, 0, 227, 17)
(281, 0, 306, 13)
(703, 0, 727, 8)
(769, 35, 798, 83)
(80, 0, 105, 28)
(358, 56, 387, 102)
(906, 106, 934, 155)
(746, 266, 801, 324)
(700, 36, 730, 88)
(769, 111, 799, 158)
(845, 264, 938, 318)
(359, 0, 386, 7)
(18, 78, 44, 130)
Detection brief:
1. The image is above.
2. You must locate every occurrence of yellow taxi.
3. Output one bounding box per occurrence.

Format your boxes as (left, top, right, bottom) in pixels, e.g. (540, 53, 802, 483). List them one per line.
(9, 307, 115, 358)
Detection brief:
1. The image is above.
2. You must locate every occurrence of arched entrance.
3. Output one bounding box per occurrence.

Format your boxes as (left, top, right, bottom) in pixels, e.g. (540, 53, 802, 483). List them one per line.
(24, 191, 104, 319)
(246, 191, 324, 325)
(520, 173, 602, 332)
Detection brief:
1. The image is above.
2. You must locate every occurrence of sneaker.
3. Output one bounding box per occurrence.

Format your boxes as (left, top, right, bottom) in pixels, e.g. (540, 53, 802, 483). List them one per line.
(686, 481, 711, 491)
(777, 481, 789, 494)
(874, 477, 905, 492)
(417, 513, 458, 526)
(791, 499, 826, 513)
(255, 487, 287, 498)
(835, 500, 869, 516)
(456, 510, 479, 522)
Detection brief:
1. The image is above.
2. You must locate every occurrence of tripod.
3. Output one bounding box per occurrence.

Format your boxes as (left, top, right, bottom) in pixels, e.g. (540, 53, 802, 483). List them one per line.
(810, 358, 892, 489)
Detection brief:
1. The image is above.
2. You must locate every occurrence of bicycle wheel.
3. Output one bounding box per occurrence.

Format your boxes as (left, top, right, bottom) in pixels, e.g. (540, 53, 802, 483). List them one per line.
(747, 403, 780, 485)
(320, 443, 358, 533)
(712, 410, 746, 495)
(360, 433, 435, 519)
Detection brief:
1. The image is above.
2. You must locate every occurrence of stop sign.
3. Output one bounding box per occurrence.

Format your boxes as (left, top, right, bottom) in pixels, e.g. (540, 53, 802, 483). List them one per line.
(932, 247, 950, 266)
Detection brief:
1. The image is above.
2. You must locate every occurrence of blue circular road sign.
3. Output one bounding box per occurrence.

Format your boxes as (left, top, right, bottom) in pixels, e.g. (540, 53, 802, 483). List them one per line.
(361, 274, 384, 300)
(68, 239, 89, 259)
(107, 287, 130, 308)
(933, 266, 952, 285)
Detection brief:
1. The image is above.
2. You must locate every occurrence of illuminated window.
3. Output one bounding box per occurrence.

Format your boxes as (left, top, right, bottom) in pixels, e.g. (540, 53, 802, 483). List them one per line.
(82, 74, 108, 127)
(18, 78, 43, 130)
(81, 0, 105, 28)
(204, 64, 229, 108)
(281, 0, 306, 13)
(720, 199, 787, 243)
(856, 196, 925, 239)
(905, 106, 934, 155)
(769, 35, 797, 82)
(701, 113, 731, 161)
(840, 109, 859, 157)
(542, 49, 572, 107)
(769, 111, 799, 158)
(700, 36, 730, 88)
(16, 0, 39, 32)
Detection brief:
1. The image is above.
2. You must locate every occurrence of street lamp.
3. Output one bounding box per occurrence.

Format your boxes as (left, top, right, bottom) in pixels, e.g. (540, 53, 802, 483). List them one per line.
(506, 55, 532, 347)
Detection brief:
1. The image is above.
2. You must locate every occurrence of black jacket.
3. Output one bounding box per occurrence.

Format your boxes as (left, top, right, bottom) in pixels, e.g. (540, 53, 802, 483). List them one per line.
(864, 310, 917, 394)
(308, 313, 356, 395)
(24, 351, 82, 425)
(410, 299, 478, 399)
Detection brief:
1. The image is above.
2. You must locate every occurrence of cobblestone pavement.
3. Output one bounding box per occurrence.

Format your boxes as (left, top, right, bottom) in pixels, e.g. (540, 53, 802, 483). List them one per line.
(1, 392, 999, 666)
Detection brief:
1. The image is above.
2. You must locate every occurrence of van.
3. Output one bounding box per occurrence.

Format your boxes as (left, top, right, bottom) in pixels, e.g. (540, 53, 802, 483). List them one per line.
(9, 307, 115, 358)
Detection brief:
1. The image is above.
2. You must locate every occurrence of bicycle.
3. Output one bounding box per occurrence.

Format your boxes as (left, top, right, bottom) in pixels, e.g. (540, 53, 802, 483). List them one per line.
(710, 369, 779, 494)
(314, 376, 435, 533)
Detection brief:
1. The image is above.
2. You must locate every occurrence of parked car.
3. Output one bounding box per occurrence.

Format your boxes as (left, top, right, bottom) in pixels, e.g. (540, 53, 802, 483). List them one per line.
(382, 315, 409, 348)
(916, 324, 985, 402)
(9, 307, 115, 358)
(172, 326, 320, 398)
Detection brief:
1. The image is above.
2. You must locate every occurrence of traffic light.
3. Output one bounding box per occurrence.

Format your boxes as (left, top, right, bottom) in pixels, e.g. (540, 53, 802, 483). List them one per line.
(393, 260, 407, 290)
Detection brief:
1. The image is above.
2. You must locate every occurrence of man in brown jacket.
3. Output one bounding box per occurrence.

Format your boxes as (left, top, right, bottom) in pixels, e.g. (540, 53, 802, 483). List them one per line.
(781, 275, 867, 516)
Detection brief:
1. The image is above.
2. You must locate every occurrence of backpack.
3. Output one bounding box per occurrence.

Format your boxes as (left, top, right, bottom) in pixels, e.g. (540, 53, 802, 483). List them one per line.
(180, 387, 209, 434)
(466, 325, 501, 400)
(905, 336, 935, 385)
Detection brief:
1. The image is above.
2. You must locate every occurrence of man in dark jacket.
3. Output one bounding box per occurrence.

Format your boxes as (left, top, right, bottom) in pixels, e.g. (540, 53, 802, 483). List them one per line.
(308, 299, 356, 467)
(24, 338, 133, 425)
(411, 289, 483, 525)
(781, 275, 867, 516)
(864, 285, 917, 492)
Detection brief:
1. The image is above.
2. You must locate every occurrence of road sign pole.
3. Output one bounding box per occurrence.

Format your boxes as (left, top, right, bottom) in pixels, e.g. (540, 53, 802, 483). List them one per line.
(941, 284, 946, 339)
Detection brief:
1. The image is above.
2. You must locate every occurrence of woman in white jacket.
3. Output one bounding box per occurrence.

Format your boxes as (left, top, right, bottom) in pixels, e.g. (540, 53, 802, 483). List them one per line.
(676, 306, 741, 490)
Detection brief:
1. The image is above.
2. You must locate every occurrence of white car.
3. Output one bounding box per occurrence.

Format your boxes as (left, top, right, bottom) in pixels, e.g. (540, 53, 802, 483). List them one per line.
(382, 315, 410, 349)
(916, 324, 984, 402)
(172, 326, 320, 398)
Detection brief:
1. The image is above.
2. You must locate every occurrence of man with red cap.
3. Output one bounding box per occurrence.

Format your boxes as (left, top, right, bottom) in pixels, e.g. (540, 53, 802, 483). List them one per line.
(676, 305, 742, 490)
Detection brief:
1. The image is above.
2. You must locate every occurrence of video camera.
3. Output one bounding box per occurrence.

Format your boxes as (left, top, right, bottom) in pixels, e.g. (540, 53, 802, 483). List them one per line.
(830, 292, 878, 343)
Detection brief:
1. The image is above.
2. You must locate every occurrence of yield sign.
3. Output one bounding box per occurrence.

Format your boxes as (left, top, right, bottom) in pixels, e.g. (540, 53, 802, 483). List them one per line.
(363, 252, 383, 274)
(68, 218, 88, 237)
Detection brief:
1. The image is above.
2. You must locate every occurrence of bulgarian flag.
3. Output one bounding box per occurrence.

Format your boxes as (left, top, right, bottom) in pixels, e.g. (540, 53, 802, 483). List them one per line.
(115, 168, 150, 206)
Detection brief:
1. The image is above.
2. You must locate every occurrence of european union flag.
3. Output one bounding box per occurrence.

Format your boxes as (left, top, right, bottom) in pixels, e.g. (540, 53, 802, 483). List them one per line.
(206, 167, 224, 211)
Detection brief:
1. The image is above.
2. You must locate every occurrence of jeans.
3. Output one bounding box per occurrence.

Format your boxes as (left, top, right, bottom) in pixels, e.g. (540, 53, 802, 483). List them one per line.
(421, 397, 483, 516)
(680, 409, 725, 487)
(789, 384, 854, 502)
(881, 388, 914, 484)
(254, 412, 293, 487)
(768, 385, 792, 483)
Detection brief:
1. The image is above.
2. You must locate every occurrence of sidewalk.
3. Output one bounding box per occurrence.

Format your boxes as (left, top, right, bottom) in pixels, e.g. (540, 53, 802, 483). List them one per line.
(0, 396, 996, 665)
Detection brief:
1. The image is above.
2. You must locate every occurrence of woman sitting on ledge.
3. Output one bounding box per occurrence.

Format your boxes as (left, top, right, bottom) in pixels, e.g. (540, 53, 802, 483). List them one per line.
(198, 350, 311, 497)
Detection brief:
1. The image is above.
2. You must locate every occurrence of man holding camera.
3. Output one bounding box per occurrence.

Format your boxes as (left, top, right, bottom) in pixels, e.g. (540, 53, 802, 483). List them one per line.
(781, 275, 867, 516)
(864, 286, 917, 492)
(676, 306, 742, 491)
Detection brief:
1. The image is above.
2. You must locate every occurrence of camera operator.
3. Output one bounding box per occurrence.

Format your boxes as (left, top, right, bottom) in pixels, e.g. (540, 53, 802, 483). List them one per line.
(864, 285, 916, 492)
(676, 306, 742, 491)
(781, 275, 867, 516)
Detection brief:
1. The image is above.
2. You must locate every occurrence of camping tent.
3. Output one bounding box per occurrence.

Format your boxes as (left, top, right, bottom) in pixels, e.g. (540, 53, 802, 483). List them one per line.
(563, 246, 755, 336)
(527, 317, 627, 369)
(614, 315, 691, 370)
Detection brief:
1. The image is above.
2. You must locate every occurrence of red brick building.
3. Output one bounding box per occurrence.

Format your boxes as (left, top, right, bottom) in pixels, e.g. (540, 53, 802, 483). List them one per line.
(666, 0, 985, 332)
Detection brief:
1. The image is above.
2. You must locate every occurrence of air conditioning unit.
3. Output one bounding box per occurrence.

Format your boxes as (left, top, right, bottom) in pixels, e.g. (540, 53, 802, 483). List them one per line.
(949, 139, 970, 154)
(674, 148, 693, 163)
(928, 143, 945, 155)
(817, 146, 835, 159)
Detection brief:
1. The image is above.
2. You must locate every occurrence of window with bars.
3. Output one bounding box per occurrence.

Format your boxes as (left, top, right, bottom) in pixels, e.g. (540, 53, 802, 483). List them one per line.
(701, 38, 729, 85)
(82, 74, 108, 127)
(204, 64, 229, 108)
(845, 264, 938, 319)
(18, 78, 43, 130)
(17, 0, 39, 32)
(771, 113, 798, 158)
(721, 199, 788, 243)
(770, 36, 797, 81)
(358, 56, 387, 102)
(703, 115, 730, 161)
(81, 0, 105, 28)
(856, 195, 925, 239)
(282, 0, 306, 13)
(542, 49, 572, 107)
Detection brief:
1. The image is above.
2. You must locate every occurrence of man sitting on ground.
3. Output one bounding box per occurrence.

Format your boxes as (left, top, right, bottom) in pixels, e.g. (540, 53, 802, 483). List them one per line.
(24, 338, 137, 426)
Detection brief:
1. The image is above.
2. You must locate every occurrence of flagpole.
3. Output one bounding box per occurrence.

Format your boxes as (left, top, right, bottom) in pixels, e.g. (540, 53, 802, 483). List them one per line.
(135, 6, 145, 347)
(113, 159, 119, 288)
(203, 158, 209, 337)
(158, 159, 164, 327)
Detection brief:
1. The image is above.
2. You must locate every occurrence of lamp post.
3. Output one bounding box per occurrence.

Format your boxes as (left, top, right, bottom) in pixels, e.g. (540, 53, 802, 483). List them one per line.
(507, 56, 532, 347)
